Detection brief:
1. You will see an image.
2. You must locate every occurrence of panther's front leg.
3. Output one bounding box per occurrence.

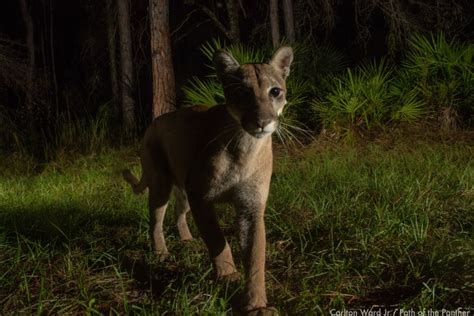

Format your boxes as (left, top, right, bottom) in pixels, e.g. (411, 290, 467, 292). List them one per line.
(187, 197, 239, 279)
(239, 205, 267, 311)
(234, 185, 275, 314)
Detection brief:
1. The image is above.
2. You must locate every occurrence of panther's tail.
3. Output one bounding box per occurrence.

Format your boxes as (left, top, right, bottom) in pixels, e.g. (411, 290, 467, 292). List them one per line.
(122, 169, 147, 194)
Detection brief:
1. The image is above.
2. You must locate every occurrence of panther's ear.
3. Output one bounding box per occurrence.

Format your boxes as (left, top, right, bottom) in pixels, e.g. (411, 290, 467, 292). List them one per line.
(214, 50, 240, 81)
(270, 46, 293, 79)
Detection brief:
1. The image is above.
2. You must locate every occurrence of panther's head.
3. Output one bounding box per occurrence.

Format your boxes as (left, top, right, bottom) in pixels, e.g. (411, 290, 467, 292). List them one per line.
(214, 47, 293, 139)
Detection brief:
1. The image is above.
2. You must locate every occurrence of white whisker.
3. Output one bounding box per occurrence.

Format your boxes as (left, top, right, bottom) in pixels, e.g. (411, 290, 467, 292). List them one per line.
(275, 117, 314, 148)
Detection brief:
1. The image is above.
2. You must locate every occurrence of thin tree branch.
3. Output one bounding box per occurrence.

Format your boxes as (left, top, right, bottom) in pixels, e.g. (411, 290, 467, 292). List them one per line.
(197, 4, 233, 41)
(171, 8, 198, 38)
(238, 0, 247, 18)
(173, 18, 211, 43)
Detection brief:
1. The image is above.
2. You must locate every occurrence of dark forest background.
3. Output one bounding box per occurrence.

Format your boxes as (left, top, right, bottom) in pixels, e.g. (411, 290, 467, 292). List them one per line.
(0, 0, 473, 159)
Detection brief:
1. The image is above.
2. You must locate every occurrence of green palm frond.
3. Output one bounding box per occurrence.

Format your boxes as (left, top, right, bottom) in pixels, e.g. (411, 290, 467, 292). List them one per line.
(391, 89, 426, 122)
(229, 44, 267, 64)
(200, 38, 225, 63)
(200, 39, 267, 68)
(313, 59, 397, 131)
(286, 77, 311, 109)
(182, 77, 224, 107)
(299, 43, 347, 80)
(401, 33, 473, 119)
(359, 59, 393, 88)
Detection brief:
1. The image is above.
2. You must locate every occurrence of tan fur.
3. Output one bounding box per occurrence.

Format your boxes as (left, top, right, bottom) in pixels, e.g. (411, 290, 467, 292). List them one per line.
(123, 47, 293, 313)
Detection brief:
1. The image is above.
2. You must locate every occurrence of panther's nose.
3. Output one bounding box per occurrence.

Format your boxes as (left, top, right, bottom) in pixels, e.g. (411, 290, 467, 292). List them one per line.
(257, 119, 277, 133)
(257, 118, 272, 129)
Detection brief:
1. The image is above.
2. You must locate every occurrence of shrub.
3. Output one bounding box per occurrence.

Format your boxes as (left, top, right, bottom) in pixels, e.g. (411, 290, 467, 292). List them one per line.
(312, 59, 425, 139)
(401, 33, 474, 129)
(312, 33, 473, 138)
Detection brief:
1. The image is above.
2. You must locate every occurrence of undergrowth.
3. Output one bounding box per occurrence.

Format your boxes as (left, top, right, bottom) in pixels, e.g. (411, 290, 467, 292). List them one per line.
(0, 136, 472, 314)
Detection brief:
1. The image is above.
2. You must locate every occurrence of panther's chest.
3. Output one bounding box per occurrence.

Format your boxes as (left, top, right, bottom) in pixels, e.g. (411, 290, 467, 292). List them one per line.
(202, 147, 272, 202)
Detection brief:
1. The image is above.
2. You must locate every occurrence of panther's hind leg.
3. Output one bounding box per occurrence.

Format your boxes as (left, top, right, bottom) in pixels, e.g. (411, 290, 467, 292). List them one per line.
(148, 178, 172, 257)
(142, 149, 173, 257)
(173, 187, 193, 241)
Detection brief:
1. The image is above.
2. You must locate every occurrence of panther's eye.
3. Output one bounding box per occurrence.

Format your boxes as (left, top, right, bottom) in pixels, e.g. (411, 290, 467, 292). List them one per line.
(269, 87, 281, 98)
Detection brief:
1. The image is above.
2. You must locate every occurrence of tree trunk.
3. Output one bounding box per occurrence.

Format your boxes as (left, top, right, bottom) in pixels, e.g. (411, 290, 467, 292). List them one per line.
(225, 0, 240, 43)
(269, 0, 280, 48)
(149, 0, 176, 118)
(20, 0, 45, 159)
(282, 0, 295, 43)
(106, 0, 120, 117)
(19, 0, 35, 115)
(117, 0, 136, 132)
(48, 0, 58, 115)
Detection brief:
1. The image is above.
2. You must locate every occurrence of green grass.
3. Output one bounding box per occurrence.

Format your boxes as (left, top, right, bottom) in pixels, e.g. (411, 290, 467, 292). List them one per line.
(0, 139, 473, 314)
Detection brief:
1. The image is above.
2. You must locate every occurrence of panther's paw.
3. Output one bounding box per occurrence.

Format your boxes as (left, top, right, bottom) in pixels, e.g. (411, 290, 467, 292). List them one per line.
(154, 250, 170, 262)
(217, 271, 241, 282)
(245, 307, 279, 316)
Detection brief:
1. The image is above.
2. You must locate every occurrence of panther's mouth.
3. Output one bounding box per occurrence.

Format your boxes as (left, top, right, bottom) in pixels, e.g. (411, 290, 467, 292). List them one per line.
(243, 121, 278, 139)
(239, 116, 278, 139)
(248, 130, 273, 139)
